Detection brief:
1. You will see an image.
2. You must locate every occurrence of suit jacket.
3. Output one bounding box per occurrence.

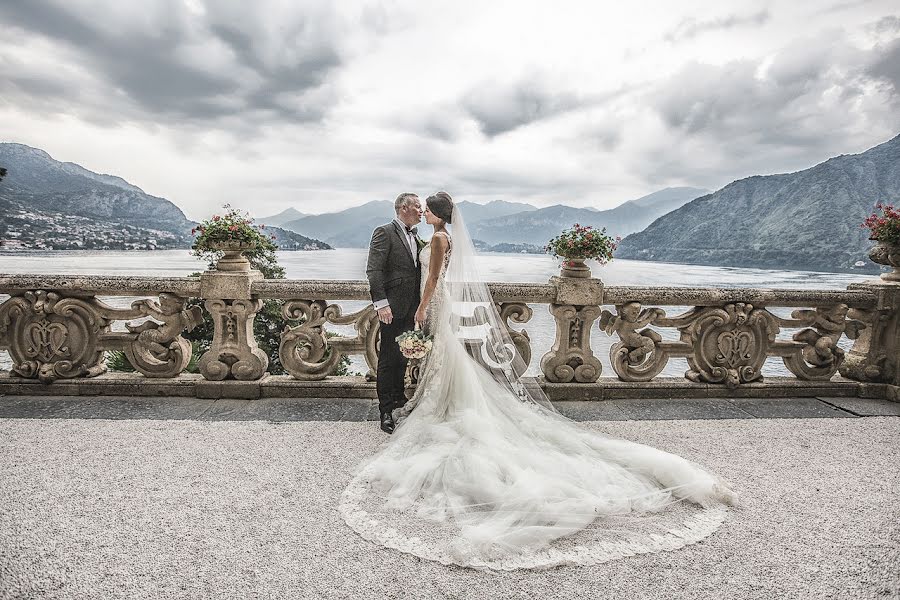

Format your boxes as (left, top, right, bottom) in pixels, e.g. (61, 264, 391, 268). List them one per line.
(366, 221, 422, 318)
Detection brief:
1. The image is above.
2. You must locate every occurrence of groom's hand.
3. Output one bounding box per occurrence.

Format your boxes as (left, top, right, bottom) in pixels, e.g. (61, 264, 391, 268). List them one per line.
(377, 306, 393, 325)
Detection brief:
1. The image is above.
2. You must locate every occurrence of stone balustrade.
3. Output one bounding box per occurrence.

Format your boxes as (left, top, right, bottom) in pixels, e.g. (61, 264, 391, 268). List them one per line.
(1, 264, 898, 400)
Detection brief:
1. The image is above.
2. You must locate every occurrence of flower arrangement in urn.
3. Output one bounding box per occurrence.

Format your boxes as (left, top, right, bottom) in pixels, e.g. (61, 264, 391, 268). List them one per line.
(862, 203, 900, 281)
(545, 223, 620, 278)
(192, 204, 277, 272)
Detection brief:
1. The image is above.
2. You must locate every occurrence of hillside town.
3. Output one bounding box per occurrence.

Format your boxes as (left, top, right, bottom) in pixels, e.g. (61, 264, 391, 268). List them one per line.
(0, 205, 184, 250)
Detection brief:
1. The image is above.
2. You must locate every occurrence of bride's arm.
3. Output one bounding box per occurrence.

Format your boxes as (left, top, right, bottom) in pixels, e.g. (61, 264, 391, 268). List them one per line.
(414, 232, 449, 326)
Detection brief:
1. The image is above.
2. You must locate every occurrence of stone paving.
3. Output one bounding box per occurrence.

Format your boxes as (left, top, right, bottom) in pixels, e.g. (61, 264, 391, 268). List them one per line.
(1, 395, 898, 599)
(0, 394, 898, 422)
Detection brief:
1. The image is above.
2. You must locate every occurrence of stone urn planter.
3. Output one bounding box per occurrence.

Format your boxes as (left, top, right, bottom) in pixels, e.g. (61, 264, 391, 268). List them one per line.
(869, 240, 900, 282)
(210, 240, 256, 272)
(560, 258, 591, 278)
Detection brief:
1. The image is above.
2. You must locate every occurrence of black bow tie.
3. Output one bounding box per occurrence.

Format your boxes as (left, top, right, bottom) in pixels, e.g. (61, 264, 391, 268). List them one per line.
(405, 225, 418, 236)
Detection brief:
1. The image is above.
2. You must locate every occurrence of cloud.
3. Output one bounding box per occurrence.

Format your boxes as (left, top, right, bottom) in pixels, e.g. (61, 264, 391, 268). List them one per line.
(665, 10, 770, 43)
(1, 0, 898, 217)
(0, 0, 344, 128)
(638, 31, 900, 187)
(461, 79, 583, 137)
(866, 37, 900, 91)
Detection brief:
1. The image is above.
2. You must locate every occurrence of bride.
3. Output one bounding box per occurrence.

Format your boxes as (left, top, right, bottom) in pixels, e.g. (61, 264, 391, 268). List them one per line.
(340, 191, 736, 570)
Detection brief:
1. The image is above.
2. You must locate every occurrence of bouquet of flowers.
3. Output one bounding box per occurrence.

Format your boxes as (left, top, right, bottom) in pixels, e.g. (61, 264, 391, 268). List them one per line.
(863, 203, 900, 245)
(545, 223, 620, 266)
(396, 328, 434, 360)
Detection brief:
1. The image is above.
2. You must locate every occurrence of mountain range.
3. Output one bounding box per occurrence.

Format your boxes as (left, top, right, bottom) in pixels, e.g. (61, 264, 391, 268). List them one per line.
(261, 199, 539, 248)
(616, 134, 900, 273)
(3, 134, 896, 273)
(467, 187, 708, 246)
(260, 190, 705, 250)
(0, 143, 329, 251)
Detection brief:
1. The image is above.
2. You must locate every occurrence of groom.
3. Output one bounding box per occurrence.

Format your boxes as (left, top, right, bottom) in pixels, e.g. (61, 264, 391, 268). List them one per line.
(366, 193, 423, 434)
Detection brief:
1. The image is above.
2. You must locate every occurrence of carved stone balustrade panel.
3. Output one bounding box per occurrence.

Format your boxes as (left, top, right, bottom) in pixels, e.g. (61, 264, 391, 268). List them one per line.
(106, 294, 203, 378)
(497, 302, 533, 374)
(541, 303, 603, 383)
(279, 300, 379, 381)
(0, 290, 202, 382)
(840, 282, 900, 386)
(199, 298, 268, 380)
(681, 303, 778, 388)
(599, 302, 674, 382)
(769, 304, 865, 380)
(0, 291, 110, 383)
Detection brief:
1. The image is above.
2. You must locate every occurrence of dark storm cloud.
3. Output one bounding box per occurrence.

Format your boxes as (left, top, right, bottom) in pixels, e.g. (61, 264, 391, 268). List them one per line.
(0, 0, 342, 125)
(461, 81, 581, 137)
(665, 11, 770, 43)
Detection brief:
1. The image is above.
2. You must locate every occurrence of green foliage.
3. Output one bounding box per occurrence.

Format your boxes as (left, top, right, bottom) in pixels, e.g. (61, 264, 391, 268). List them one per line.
(106, 349, 135, 372)
(545, 223, 620, 265)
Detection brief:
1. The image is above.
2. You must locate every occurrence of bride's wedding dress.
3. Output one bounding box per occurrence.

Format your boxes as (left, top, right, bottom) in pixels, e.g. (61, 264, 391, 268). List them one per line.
(340, 209, 735, 570)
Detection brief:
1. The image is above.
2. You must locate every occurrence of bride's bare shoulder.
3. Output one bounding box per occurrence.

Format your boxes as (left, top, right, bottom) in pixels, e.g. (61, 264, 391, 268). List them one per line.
(432, 231, 451, 246)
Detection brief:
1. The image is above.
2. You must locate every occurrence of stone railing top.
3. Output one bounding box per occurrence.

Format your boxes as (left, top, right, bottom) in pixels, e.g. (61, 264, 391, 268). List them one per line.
(0, 273, 882, 308)
(251, 279, 557, 303)
(602, 286, 879, 308)
(0, 274, 202, 296)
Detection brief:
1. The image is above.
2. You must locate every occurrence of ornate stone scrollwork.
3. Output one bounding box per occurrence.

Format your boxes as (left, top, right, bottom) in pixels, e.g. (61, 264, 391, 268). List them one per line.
(198, 298, 268, 380)
(599, 302, 668, 382)
(497, 302, 534, 372)
(0, 290, 109, 383)
(540, 303, 603, 383)
(683, 303, 778, 388)
(451, 303, 529, 379)
(781, 304, 865, 380)
(840, 283, 899, 386)
(279, 300, 379, 381)
(123, 293, 203, 377)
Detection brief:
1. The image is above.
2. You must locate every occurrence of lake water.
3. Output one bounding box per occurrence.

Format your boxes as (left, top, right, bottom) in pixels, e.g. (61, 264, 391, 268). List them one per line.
(0, 249, 874, 378)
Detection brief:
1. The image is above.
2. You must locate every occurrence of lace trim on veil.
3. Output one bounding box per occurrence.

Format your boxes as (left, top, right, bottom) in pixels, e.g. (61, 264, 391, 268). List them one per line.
(339, 462, 728, 570)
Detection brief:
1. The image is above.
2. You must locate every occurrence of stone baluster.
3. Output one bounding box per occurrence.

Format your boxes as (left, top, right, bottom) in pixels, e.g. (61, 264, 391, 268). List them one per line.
(197, 255, 268, 380)
(540, 276, 604, 383)
(840, 281, 900, 392)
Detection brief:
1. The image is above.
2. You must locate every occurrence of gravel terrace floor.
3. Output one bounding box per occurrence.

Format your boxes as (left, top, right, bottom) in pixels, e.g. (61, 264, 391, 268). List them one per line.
(0, 396, 898, 600)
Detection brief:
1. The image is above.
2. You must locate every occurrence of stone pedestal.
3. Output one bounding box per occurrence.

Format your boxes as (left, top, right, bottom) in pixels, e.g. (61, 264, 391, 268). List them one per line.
(198, 268, 268, 381)
(839, 280, 900, 387)
(540, 276, 604, 383)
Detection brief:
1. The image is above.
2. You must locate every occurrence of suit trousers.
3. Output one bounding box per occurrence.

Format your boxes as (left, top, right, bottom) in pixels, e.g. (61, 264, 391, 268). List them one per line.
(376, 309, 416, 414)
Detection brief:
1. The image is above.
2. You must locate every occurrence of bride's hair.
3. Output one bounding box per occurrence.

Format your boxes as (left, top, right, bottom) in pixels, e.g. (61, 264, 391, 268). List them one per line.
(425, 192, 454, 224)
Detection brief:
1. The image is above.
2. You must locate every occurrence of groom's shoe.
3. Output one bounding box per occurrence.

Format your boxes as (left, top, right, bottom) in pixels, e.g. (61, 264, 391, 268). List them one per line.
(380, 411, 395, 434)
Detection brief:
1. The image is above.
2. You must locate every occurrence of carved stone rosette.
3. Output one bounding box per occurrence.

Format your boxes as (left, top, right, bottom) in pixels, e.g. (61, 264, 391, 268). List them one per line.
(198, 298, 268, 380)
(683, 303, 778, 388)
(279, 300, 379, 381)
(0, 291, 109, 383)
(541, 303, 603, 383)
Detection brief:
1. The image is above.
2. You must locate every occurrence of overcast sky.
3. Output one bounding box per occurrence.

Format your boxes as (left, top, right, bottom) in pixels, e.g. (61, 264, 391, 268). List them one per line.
(1, 0, 898, 219)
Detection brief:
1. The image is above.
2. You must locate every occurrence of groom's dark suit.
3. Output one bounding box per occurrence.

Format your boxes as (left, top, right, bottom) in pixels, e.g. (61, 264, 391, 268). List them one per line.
(366, 221, 422, 415)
